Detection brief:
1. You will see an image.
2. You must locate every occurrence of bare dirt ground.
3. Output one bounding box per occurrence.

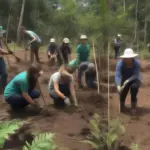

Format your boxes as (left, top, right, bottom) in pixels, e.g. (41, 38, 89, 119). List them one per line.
(110, 59, 150, 150)
(0, 50, 108, 150)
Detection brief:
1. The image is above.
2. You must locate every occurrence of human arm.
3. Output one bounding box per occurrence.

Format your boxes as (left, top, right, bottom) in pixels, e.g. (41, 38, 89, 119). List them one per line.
(54, 82, 66, 99)
(69, 81, 78, 106)
(0, 47, 11, 55)
(27, 32, 36, 44)
(82, 71, 87, 88)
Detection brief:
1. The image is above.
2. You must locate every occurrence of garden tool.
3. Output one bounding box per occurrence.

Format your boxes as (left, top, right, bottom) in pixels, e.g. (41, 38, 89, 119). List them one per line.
(1, 37, 21, 62)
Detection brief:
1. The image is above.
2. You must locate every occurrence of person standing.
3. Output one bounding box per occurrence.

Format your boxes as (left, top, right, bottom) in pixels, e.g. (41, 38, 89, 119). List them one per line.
(20, 26, 41, 63)
(0, 26, 13, 94)
(114, 34, 121, 59)
(60, 38, 71, 64)
(115, 48, 141, 115)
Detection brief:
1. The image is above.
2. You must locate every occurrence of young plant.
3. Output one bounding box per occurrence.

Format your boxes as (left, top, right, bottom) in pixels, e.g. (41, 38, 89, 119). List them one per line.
(23, 132, 57, 150)
(82, 113, 125, 150)
(130, 143, 140, 150)
(0, 119, 23, 148)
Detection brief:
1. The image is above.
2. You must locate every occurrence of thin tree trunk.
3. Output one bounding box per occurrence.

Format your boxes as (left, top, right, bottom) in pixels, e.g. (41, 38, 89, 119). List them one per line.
(144, 16, 147, 46)
(17, 0, 26, 44)
(123, 0, 126, 13)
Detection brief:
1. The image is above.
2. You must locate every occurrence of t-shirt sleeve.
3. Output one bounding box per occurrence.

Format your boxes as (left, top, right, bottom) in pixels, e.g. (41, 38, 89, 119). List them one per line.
(20, 80, 28, 93)
(27, 31, 35, 39)
(115, 61, 122, 86)
(52, 74, 60, 83)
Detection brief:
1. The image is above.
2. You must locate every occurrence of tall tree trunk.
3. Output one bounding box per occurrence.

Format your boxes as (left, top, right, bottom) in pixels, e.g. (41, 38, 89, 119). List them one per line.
(144, 16, 147, 46)
(123, 0, 126, 13)
(17, 0, 26, 44)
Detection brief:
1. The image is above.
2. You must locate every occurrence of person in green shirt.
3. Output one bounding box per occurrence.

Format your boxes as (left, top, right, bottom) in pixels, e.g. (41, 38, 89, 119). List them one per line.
(76, 35, 90, 63)
(4, 64, 43, 110)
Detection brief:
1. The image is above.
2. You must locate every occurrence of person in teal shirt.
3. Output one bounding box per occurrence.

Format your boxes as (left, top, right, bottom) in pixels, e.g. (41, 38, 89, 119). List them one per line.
(4, 64, 43, 110)
(76, 35, 90, 63)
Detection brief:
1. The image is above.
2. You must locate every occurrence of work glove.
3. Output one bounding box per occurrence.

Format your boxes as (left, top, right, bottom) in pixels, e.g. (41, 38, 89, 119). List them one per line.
(64, 97, 71, 106)
(123, 79, 129, 87)
(117, 85, 122, 94)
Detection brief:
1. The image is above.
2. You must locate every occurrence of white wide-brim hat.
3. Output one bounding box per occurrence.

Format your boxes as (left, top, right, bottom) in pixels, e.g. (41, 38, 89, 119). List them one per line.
(80, 35, 87, 39)
(120, 48, 138, 58)
(63, 38, 70, 43)
(50, 38, 55, 43)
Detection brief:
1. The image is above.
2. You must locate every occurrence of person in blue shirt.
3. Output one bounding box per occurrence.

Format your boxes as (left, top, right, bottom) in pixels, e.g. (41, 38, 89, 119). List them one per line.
(78, 62, 97, 89)
(4, 64, 43, 110)
(115, 48, 141, 114)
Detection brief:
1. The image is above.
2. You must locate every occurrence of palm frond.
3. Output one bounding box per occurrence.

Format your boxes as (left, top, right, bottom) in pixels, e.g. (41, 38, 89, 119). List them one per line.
(23, 132, 57, 150)
(0, 119, 23, 148)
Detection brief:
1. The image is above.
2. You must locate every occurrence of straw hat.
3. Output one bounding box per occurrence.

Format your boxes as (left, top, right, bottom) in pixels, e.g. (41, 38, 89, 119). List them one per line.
(50, 38, 55, 43)
(117, 34, 121, 37)
(63, 38, 70, 43)
(120, 48, 138, 58)
(80, 35, 87, 40)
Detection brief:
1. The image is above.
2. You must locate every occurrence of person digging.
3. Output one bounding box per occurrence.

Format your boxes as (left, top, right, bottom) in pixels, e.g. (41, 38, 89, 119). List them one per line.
(4, 64, 44, 111)
(20, 26, 42, 63)
(78, 62, 97, 89)
(0, 26, 13, 94)
(115, 48, 141, 115)
(48, 65, 78, 109)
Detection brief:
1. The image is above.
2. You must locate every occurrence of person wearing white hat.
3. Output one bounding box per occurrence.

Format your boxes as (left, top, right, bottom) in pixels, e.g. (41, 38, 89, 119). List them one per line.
(47, 38, 57, 61)
(76, 34, 90, 64)
(114, 34, 121, 59)
(60, 38, 71, 64)
(115, 48, 141, 114)
(78, 62, 97, 89)
(48, 65, 78, 108)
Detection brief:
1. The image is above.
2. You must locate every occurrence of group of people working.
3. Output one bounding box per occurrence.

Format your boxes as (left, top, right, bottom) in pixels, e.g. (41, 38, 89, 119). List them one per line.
(0, 25, 141, 115)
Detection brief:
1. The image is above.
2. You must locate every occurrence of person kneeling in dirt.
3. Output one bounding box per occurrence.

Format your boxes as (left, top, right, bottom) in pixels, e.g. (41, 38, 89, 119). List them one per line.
(115, 48, 141, 115)
(60, 38, 71, 64)
(4, 64, 43, 110)
(47, 38, 58, 63)
(78, 62, 97, 89)
(48, 65, 78, 108)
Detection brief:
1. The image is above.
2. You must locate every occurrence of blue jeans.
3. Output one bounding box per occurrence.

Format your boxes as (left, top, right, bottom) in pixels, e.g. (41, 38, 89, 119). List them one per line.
(86, 80, 97, 89)
(0, 58, 8, 92)
(5, 90, 40, 109)
(49, 84, 70, 108)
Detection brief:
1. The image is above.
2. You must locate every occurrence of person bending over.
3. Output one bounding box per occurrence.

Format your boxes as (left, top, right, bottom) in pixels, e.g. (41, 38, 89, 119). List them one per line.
(115, 48, 141, 114)
(48, 65, 78, 108)
(78, 62, 97, 89)
(4, 64, 43, 110)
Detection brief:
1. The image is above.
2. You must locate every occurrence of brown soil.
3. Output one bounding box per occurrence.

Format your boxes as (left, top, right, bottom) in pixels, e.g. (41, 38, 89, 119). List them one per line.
(0, 51, 108, 150)
(110, 59, 150, 150)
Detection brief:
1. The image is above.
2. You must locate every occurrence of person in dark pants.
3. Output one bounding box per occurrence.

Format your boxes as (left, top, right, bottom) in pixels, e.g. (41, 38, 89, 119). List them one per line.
(20, 26, 41, 63)
(114, 34, 121, 59)
(60, 38, 71, 64)
(48, 65, 78, 109)
(115, 48, 141, 115)
(0, 26, 13, 94)
(4, 64, 43, 110)
(78, 62, 97, 89)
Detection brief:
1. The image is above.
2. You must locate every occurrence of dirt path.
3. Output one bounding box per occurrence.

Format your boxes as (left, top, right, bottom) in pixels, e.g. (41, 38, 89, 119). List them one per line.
(0, 51, 108, 150)
(110, 60, 150, 150)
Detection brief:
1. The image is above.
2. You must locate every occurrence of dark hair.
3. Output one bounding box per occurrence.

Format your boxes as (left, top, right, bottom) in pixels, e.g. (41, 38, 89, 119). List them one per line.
(27, 64, 42, 90)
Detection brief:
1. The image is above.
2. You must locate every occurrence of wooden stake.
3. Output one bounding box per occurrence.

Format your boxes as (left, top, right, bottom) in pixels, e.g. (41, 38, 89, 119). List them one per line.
(92, 40, 100, 94)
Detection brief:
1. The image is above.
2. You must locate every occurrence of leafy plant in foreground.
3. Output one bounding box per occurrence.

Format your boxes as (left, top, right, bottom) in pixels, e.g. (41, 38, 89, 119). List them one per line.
(130, 143, 140, 150)
(82, 113, 125, 150)
(0, 119, 23, 148)
(23, 132, 57, 150)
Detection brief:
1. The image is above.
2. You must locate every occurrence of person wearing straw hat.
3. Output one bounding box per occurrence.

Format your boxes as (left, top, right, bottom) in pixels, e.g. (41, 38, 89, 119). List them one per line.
(48, 65, 78, 108)
(114, 34, 121, 59)
(78, 62, 97, 89)
(47, 38, 58, 63)
(0, 26, 13, 94)
(76, 35, 90, 64)
(20, 26, 41, 63)
(115, 48, 141, 114)
(60, 38, 71, 64)
(4, 64, 43, 110)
